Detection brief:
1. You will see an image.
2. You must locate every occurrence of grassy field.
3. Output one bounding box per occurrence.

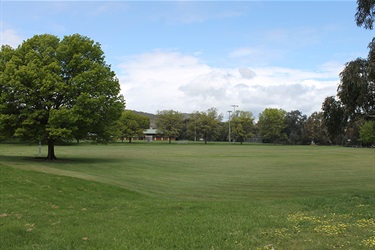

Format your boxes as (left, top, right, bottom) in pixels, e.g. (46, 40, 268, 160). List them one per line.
(0, 142, 374, 249)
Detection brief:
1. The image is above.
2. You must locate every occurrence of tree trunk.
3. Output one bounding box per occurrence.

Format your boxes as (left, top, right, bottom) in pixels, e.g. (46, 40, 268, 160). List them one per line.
(169, 137, 172, 144)
(129, 137, 132, 143)
(47, 139, 57, 160)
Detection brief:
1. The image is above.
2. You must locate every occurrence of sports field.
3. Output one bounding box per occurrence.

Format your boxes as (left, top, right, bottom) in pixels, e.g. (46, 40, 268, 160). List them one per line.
(0, 142, 374, 249)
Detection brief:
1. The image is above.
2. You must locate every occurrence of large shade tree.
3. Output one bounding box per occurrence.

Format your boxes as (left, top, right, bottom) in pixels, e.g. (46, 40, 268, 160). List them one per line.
(189, 108, 222, 144)
(284, 110, 309, 145)
(230, 110, 255, 144)
(323, 38, 375, 145)
(155, 110, 184, 144)
(338, 57, 375, 119)
(322, 96, 346, 144)
(318, 0, 375, 146)
(257, 108, 287, 143)
(118, 111, 150, 143)
(306, 112, 330, 145)
(0, 34, 125, 160)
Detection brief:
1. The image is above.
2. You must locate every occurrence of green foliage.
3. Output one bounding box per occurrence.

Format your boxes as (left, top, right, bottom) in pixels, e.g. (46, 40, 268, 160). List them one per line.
(258, 108, 287, 143)
(360, 120, 375, 145)
(155, 110, 184, 143)
(0, 34, 125, 159)
(306, 112, 330, 145)
(231, 111, 255, 144)
(117, 110, 150, 143)
(356, 0, 375, 29)
(338, 58, 374, 118)
(322, 96, 346, 144)
(189, 108, 222, 144)
(323, 1, 375, 144)
(322, 38, 375, 145)
(284, 110, 309, 145)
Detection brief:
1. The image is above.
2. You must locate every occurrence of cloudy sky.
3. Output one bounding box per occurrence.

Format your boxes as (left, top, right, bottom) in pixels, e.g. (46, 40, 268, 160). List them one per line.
(1, 1, 373, 118)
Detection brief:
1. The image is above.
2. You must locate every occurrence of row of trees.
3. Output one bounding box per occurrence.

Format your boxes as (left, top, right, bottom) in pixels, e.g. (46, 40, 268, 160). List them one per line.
(148, 108, 336, 145)
(154, 108, 257, 144)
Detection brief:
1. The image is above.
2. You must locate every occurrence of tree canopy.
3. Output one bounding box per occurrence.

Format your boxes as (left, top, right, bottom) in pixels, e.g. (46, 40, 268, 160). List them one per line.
(155, 110, 184, 144)
(322, 37, 375, 146)
(318, 1, 375, 146)
(189, 108, 222, 144)
(322, 96, 346, 144)
(0, 34, 125, 159)
(284, 110, 308, 145)
(306, 112, 330, 145)
(258, 108, 287, 143)
(356, 0, 375, 29)
(338, 57, 375, 119)
(118, 111, 149, 143)
(359, 120, 375, 145)
(231, 111, 255, 144)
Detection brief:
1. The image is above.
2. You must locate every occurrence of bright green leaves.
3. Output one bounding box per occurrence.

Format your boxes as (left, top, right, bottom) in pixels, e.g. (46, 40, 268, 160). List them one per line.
(118, 110, 150, 143)
(189, 108, 222, 144)
(0, 33, 125, 155)
(155, 110, 184, 143)
(359, 120, 375, 145)
(258, 108, 287, 143)
(47, 107, 78, 139)
(231, 111, 255, 144)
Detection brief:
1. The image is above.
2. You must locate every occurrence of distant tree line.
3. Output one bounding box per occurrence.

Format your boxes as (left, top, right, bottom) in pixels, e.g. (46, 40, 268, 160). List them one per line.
(151, 108, 328, 145)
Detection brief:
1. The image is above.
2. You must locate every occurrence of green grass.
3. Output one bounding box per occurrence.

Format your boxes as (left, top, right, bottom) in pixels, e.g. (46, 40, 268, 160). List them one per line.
(0, 142, 374, 249)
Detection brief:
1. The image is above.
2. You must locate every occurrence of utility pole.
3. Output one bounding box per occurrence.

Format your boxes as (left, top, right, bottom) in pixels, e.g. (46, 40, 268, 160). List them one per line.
(230, 105, 238, 142)
(231, 104, 238, 114)
(228, 110, 232, 143)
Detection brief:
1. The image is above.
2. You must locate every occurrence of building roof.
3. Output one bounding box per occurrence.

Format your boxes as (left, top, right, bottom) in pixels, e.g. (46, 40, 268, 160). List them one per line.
(143, 129, 158, 135)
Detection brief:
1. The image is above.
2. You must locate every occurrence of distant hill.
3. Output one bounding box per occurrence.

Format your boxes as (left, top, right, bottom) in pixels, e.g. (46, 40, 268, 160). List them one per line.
(128, 110, 157, 128)
(130, 110, 157, 120)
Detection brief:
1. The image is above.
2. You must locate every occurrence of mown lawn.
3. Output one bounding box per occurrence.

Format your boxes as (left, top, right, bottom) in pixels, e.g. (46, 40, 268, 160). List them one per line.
(0, 142, 374, 249)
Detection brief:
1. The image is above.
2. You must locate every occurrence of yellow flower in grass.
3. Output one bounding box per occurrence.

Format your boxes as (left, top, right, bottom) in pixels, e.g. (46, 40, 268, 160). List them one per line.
(356, 218, 375, 228)
(287, 212, 322, 224)
(273, 228, 290, 239)
(314, 224, 347, 236)
(362, 236, 375, 247)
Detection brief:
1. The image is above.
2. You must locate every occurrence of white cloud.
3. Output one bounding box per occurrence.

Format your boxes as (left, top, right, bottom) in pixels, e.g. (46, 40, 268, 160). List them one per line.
(0, 25, 23, 48)
(118, 50, 340, 118)
(239, 67, 256, 79)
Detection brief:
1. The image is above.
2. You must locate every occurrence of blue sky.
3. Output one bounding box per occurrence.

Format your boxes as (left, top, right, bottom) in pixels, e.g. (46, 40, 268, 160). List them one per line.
(1, 1, 373, 117)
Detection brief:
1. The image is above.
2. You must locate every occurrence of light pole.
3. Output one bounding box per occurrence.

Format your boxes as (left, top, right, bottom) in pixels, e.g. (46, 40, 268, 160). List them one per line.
(230, 105, 238, 142)
(228, 110, 232, 143)
(231, 104, 238, 114)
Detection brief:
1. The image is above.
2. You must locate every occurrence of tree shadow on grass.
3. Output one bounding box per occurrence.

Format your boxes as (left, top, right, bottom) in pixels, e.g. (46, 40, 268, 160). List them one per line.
(0, 155, 122, 165)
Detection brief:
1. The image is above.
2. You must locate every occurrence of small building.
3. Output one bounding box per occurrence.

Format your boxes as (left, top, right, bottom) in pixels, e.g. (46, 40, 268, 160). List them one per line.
(143, 128, 175, 142)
